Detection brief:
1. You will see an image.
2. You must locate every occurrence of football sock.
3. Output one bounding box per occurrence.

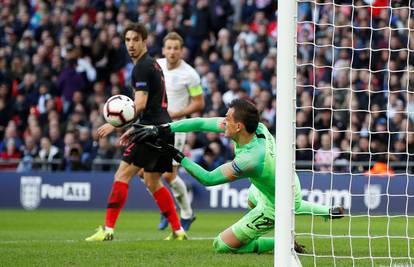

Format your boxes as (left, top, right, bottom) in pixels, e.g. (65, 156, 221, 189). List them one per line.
(105, 181, 129, 228)
(235, 238, 274, 254)
(295, 200, 330, 217)
(213, 235, 234, 253)
(213, 235, 274, 254)
(153, 186, 181, 231)
(169, 175, 193, 219)
(256, 237, 274, 253)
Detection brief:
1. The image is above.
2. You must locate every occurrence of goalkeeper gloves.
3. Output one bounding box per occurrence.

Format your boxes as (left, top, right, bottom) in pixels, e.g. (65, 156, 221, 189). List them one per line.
(128, 123, 171, 143)
(154, 139, 185, 163)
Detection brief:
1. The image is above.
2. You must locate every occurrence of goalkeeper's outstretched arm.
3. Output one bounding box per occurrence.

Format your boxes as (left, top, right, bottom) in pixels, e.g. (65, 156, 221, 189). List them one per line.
(125, 117, 225, 144)
(170, 117, 225, 133)
(180, 157, 239, 186)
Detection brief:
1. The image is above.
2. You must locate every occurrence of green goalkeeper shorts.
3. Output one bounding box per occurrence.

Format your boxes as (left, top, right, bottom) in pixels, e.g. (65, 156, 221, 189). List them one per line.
(235, 174, 303, 243)
(247, 184, 260, 208)
(232, 186, 274, 244)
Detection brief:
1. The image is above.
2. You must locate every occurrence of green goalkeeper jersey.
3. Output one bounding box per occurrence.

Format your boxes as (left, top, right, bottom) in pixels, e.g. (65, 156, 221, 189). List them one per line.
(170, 117, 275, 205)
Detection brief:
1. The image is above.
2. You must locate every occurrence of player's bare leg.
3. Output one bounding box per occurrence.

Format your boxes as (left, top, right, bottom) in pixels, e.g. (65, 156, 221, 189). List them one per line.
(143, 171, 187, 240)
(86, 161, 140, 241)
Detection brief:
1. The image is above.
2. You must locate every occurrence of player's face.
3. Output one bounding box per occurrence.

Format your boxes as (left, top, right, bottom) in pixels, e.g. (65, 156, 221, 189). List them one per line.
(224, 108, 242, 139)
(125, 31, 146, 59)
(162, 39, 182, 66)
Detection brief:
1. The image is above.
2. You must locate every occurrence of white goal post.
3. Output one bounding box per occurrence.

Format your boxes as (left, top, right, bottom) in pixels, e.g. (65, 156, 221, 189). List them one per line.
(275, 0, 298, 266)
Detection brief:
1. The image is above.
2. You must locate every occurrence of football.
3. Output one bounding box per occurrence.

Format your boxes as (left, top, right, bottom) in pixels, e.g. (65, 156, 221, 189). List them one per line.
(103, 95, 136, 127)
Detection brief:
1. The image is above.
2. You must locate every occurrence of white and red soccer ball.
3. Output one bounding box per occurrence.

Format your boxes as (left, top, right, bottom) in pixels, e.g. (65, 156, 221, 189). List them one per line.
(103, 95, 136, 127)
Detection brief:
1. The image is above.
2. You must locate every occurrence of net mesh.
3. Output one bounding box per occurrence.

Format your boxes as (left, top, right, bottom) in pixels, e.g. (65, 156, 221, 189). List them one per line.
(294, 1, 414, 265)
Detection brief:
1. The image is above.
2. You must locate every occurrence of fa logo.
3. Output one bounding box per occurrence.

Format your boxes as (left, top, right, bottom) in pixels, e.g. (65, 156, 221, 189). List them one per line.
(20, 176, 42, 210)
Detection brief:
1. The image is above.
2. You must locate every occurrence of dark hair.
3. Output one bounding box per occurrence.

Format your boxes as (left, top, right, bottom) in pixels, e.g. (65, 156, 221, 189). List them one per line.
(122, 23, 148, 41)
(229, 99, 259, 134)
(163, 32, 184, 47)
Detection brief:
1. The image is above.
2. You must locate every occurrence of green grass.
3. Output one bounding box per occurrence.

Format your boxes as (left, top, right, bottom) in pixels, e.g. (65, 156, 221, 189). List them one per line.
(0, 210, 413, 266)
(296, 215, 414, 266)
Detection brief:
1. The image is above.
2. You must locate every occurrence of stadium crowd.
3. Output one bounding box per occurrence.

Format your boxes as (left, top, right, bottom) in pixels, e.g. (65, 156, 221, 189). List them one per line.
(296, 0, 414, 174)
(0, 0, 277, 172)
(0, 0, 412, 174)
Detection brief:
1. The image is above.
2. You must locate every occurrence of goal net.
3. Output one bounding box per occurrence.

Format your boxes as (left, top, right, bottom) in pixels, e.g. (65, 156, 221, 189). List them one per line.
(293, 0, 414, 266)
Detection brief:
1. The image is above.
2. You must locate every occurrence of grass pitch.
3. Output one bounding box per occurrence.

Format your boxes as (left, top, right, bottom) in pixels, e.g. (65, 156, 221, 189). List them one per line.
(0, 209, 412, 266)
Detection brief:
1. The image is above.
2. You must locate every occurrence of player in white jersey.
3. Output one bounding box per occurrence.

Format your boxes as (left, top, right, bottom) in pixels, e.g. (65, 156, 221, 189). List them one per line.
(155, 32, 205, 230)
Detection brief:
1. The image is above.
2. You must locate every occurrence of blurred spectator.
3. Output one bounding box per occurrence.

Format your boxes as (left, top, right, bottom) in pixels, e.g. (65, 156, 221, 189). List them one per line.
(0, 97, 11, 138)
(336, 139, 351, 172)
(222, 77, 240, 106)
(37, 136, 61, 171)
(195, 140, 225, 171)
(390, 138, 407, 173)
(73, 0, 97, 25)
(63, 131, 77, 158)
(17, 134, 39, 172)
(0, 122, 23, 152)
(63, 144, 88, 171)
(37, 82, 52, 123)
(315, 133, 340, 172)
(296, 134, 313, 170)
(205, 91, 227, 117)
(91, 137, 114, 171)
(296, 111, 311, 136)
(352, 137, 371, 173)
(185, 0, 212, 61)
(58, 45, 87, 114)
(0, 139, 22, 170)
(78, 127, 93, 168)
(208, 0, 233, 33)
(48, 122, 64, 151)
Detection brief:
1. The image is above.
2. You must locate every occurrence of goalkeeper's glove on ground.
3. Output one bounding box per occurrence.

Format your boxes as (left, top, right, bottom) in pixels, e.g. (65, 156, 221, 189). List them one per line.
(128, 123, 171, 143)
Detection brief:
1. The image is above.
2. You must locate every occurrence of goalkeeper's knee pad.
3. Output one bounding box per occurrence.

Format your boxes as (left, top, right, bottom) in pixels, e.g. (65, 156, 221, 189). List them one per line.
(213, 235, 235, 253)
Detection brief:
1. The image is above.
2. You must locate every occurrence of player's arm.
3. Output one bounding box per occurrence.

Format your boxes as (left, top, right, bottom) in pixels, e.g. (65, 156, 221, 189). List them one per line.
(158, 143, 253, 186)
(182, 152, 256, 186)
(180, 159, 237, 186)
(128, 117, 225, 143)
(97, 123, 116, 138)
(169, 94, 204, 119)
(134, 90, 148, 114)
(131, 64, 151, 116)
(169, 80, 205, 119)
(170, 117, 224, 133)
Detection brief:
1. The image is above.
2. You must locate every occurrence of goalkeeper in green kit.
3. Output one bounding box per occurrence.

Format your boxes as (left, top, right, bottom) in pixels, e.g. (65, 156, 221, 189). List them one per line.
(124, 99, 344, 254)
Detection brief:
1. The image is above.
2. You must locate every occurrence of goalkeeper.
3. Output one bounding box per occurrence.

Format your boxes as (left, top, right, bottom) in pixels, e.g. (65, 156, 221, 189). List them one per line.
(125, 99, 344, 254)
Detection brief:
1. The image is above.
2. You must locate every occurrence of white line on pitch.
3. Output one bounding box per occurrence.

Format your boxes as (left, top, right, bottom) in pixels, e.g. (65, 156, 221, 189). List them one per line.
(0, 237, 215, 244)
